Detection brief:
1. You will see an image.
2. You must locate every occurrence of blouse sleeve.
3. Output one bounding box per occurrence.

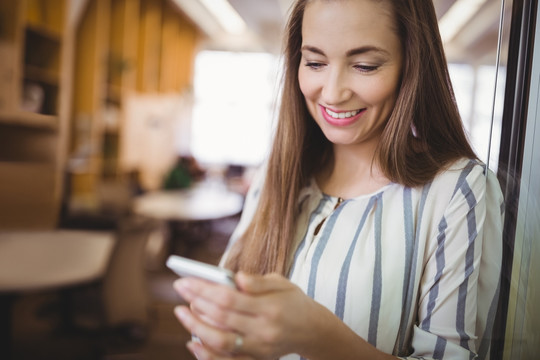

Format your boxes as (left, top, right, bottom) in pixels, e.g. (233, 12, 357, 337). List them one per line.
(402, 165, 504, 359)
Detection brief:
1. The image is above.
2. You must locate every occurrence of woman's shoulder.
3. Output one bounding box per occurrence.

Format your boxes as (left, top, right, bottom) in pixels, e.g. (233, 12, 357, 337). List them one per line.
(406, 158, 504, 246)
(430, 158, 488, 189)
(424, 158, 503, 207)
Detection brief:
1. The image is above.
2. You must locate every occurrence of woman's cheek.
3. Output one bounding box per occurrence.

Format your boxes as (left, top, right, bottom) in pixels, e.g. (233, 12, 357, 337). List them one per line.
(298, 69, 316, 97)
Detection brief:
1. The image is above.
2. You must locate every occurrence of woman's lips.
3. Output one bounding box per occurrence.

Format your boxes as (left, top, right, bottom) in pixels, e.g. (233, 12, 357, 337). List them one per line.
(319, 105, 366, 127)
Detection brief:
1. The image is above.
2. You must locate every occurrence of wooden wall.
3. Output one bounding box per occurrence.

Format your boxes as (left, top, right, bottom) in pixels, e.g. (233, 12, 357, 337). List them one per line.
(68, 0, 201, 211)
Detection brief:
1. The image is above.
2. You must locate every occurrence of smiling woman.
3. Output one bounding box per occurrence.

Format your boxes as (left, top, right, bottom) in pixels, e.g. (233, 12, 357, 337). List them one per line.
(172, 1, 504, 359)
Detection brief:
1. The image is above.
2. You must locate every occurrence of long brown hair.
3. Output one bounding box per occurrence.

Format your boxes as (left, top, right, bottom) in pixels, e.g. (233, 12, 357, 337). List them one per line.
(224, 0, 477, 275)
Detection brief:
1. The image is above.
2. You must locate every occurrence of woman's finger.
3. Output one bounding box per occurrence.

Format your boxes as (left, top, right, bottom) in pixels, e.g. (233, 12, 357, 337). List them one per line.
(235, 272, 295, 294)
(191, 300, 228, 330)
(190, 294, 256, 331)
(174, 278, 257, 314)
(175, 305, 249, 355)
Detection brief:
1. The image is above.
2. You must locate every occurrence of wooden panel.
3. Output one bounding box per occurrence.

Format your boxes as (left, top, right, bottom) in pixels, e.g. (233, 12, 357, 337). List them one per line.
(107, 0, 139, 104)
(25, 0, 65, 35)
(159, 4, 178, 92)
(0, 0, 23, 115)
(108, 0, 127, 91)
(0, 42, 17, 113)
(24, 0, 42, 27)
(73, 0, 98, 114)
(71, 0, 110, 141)
(120, 0, 139, 94)
(0, 0, 18, 41)
(69, 0, 110, 198)
(136, 0, 162, 92)
(159, 3, 198, 93)
(0, 124, 57, 162)
(178, 20, 198, 91)
(0, 162, 57, 229)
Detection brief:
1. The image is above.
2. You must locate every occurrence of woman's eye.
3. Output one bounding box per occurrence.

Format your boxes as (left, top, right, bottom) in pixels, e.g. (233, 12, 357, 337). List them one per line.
(305, 61, 325, 70)
(354, 64, 379, 73)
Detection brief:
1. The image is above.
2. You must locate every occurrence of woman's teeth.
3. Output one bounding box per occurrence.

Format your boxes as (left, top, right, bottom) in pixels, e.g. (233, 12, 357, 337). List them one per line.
(325, 108, 361, 119)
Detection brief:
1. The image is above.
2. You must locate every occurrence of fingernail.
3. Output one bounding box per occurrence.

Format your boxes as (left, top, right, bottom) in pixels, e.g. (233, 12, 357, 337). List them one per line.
(174, 280, 194, 302)
(174, 279, 190, 291)
(174, 306, 188, 322)
(182, 278, 195, 288)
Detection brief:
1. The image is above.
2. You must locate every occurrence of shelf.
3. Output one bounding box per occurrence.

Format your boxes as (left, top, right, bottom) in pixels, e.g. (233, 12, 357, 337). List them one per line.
(25, 23, 62, 43)
(24, 64, 60, 86)
(24, 26, 61, 71)
(0, 0, 68, 230)
(0, 111, 58, 129)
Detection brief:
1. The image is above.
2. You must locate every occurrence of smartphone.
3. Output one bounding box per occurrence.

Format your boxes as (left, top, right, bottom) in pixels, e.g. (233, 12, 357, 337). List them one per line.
(166, 255, 236, 288)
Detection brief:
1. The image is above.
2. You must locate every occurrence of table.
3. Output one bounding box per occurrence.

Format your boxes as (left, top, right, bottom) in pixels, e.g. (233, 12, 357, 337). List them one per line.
(0, 230, 115, 292)
(133, 183, 244, 222)
(132, 183, 244, 254)
(0, 230, 115, 359)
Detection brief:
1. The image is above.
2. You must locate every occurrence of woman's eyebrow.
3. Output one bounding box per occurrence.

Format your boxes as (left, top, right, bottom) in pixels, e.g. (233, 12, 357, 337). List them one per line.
(346, 46, 389, 57)
(300, 45, 389, 57)
(301, 45, 326, 55)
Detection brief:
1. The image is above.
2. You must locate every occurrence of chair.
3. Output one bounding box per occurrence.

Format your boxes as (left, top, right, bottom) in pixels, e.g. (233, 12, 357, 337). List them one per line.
(60, 215, 162, 342)
(101, 215, 160, 330)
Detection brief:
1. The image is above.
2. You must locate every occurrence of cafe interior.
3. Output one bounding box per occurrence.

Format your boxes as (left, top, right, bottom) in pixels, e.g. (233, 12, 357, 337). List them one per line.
(0, 0, 539, 359)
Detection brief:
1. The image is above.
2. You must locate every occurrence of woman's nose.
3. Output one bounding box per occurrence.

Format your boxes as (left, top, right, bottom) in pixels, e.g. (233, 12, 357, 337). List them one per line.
(321, 69, 352, 105)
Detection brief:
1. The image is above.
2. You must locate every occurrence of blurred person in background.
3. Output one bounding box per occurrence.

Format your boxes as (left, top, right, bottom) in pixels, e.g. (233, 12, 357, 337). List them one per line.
(163, 155, 206, 190)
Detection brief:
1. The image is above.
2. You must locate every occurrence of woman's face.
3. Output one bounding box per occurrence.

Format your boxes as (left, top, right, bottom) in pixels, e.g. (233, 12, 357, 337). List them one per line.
(298, 0, 402, 149)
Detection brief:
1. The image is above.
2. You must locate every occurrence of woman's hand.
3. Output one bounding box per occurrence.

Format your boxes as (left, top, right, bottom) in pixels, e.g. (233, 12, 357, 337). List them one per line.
(173, 272, 329, 359)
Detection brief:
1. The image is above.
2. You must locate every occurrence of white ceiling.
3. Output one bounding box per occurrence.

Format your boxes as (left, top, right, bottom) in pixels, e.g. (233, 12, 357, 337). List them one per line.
(178, 0, 511, 66)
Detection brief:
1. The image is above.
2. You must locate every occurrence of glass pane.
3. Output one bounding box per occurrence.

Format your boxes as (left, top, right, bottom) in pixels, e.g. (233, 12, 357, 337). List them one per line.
(435, 0, 511, 173)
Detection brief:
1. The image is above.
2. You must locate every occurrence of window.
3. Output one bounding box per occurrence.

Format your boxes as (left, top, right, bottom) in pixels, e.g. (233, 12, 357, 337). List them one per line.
(190, 50, 279, 167)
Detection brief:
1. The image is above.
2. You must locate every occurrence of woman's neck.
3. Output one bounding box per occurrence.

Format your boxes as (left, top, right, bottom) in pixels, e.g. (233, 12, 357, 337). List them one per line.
(316, 141, 390, 199)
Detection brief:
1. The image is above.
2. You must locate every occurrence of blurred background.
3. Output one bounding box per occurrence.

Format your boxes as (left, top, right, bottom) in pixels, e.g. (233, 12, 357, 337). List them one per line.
(0, 0, 538, 359)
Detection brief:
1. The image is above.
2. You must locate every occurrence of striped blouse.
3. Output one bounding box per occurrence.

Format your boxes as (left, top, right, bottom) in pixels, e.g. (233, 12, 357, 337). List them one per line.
(222, 158, 504, 359)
